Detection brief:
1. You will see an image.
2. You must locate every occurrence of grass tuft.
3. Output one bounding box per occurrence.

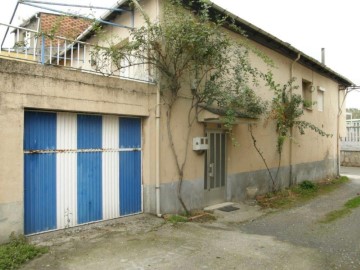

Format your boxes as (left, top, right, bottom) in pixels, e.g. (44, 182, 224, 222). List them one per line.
(320, 208, 351, 223)
(321, 195, 360, 223)
(0, 233, 48, 270)
(344, 196, 360, 209)
(256, 176, 349, 209)
(164, 210, 216, 224)
(164, 214, 188, 224)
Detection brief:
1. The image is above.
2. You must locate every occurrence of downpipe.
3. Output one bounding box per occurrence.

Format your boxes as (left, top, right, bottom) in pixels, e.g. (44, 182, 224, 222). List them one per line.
(289, 53, 301, 186)
(155, 0, 161, 218)
(155, 83, 161, 217)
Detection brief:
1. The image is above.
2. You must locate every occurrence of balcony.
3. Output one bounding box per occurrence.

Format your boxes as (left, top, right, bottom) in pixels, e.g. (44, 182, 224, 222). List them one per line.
(0, 22, 153, 83)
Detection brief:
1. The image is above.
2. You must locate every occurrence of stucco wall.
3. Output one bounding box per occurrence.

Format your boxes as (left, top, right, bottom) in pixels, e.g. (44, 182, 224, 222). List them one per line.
(143, 158, 338, 214)
(68, 0, 344, 192)
(80, 0, 159, 74)
(149, 20, 342, 213)
(0, 0, 346, 238)
(0, 58, 156, 243)
(341, 151, 360, 167)
(154, 38, 342, 178)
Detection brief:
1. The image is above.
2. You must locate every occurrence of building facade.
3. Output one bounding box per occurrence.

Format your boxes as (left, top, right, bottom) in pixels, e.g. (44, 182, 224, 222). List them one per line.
(0, 0, 353, 242)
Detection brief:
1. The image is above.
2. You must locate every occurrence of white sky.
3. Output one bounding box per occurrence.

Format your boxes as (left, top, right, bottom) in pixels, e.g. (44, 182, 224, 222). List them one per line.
(1, 0, 359, 108)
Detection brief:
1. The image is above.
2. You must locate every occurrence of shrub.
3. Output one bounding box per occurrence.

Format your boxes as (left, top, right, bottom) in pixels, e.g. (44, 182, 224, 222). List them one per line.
(0, 233, 48, 269)
(299, 180, 317, 191)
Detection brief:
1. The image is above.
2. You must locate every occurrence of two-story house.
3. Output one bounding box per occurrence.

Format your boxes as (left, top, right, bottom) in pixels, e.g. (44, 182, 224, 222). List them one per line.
(0, 0, 353, 242)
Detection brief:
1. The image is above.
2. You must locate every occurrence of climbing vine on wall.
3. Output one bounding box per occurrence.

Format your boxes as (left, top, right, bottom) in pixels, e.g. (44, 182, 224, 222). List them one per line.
(248, 74, 332, 191)
(91, 0, 332, 206)
(265, 74, 332, 154)
(89, 0, 274, 213)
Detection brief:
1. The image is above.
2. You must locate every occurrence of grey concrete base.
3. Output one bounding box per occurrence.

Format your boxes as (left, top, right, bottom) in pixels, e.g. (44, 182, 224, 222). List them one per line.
(144, 178, 205, 214)
(228, 159, 337, 202)
(227, 166, 290, 202)
(0, 201, 23, 243)
(144, 159, 338, 214)
(341, 151, 360, 167)
(292, 158, 337, 183)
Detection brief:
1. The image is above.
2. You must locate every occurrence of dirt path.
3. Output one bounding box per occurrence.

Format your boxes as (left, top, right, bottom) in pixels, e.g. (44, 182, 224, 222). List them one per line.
(22, 168, 360, 270)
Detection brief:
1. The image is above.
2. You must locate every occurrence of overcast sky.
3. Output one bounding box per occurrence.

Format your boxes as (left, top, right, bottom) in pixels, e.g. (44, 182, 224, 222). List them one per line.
(1, 0, 359, 108)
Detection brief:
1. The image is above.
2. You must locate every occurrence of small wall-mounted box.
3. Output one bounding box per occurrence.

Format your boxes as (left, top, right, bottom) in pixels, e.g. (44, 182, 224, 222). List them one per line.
(193, 137, 208, 151)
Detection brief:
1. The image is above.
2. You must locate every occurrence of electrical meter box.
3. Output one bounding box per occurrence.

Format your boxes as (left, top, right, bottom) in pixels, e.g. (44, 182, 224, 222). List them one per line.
(193, 137, 208, 151)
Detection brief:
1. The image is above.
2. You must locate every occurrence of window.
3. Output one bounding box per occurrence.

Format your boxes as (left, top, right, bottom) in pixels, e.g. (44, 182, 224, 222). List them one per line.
(317, 87, 325, 112)
(302, 80, 313, 110)
(23, 31, 31, 48)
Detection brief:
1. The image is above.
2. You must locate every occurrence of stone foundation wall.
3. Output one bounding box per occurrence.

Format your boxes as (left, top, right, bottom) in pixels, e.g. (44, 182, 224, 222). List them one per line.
(341, 151, 360, 167)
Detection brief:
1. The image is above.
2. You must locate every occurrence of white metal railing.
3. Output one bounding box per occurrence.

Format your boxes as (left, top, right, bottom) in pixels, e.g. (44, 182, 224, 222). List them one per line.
(0, 22, 151, 82)
(346, 119, 360, 127)
(341, 126, 360, 151)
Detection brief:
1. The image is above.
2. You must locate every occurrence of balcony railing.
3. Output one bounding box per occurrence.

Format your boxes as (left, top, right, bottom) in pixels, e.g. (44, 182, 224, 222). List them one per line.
(341, 126, 360, 151)
(0, 22, 152, 83)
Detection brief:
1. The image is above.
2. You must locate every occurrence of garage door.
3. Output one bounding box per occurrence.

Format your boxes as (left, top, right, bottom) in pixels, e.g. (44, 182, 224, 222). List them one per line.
(24, 111, 142, 235)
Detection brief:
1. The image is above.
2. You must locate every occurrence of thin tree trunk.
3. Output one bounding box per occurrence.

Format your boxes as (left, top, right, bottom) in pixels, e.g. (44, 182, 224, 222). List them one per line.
(248, 124, 279, 191)
(166, 104, 189, 215)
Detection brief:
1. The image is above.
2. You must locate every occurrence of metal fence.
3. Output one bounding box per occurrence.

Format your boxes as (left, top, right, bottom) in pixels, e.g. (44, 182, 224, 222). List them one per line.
(0, 22, 151, 82)
(341, 126, 360, 151)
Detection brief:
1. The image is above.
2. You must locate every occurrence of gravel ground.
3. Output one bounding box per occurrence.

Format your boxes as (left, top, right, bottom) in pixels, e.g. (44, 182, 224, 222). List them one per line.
(21, 167, 360, 270)
(240, 167, 360, 270)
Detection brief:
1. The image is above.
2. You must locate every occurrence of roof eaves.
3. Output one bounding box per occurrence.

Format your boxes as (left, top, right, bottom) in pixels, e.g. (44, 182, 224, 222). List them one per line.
(208, 2, 354, 87)
(76, 0, 130, 42)
(75, 0, 354, 87)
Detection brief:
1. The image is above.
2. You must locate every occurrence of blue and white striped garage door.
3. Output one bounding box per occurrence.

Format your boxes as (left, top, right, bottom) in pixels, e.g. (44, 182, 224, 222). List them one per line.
(24, 111, 142, 235)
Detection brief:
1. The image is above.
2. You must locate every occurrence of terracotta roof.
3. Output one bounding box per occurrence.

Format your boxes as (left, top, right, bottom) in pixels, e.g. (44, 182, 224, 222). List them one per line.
(39, 13, 91, 40)
(17, 12, 91, 40)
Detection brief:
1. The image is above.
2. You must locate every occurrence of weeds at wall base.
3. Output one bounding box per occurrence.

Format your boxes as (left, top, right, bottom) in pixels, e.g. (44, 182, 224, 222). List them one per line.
(256, 176, 349, 209)
(163, 210, 216, 224)
(0, 232, 48, 270)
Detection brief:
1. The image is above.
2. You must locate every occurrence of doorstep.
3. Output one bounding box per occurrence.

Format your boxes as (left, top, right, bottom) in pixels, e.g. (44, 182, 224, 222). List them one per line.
(204, 202, 234, 211)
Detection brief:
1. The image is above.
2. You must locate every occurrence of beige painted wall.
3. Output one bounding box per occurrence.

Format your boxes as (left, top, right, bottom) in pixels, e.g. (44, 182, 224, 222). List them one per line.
(0, 58, 156, 205)
(80, 0, 159, 74)
(155, 27, 344, 184)
(80, 0, 343, 185)
(0, 58, 156, 241)
(0, 0, 347, 241)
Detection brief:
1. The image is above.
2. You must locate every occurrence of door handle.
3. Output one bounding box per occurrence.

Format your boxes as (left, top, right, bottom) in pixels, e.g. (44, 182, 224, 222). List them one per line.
(209, 163, 214, 177)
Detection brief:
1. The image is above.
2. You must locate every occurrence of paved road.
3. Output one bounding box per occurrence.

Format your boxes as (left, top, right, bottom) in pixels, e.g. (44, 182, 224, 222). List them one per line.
(240, 167, 360, 270)
(22, 167, 360, 270)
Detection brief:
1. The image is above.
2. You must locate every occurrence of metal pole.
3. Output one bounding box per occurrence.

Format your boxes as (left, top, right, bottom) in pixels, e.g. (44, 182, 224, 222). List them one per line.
(1, 2, 19, 50)
(41, 34, 45, 64)
(131, 9, 135, 28)
(64, 40, 67, 66)
(77, 43, 80, 68)
(57, 40, 60, 65)
(49, 40, 52, 64)
(20, 0, 131, 12)
(21, 2, 135, 29)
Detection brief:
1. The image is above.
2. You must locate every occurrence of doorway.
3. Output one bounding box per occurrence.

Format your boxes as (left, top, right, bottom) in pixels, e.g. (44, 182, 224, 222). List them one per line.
(204, 130, 226, 205)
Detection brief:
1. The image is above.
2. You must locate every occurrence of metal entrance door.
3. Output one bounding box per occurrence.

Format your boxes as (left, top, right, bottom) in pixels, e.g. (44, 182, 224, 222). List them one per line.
(204, 131, 226, 205)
